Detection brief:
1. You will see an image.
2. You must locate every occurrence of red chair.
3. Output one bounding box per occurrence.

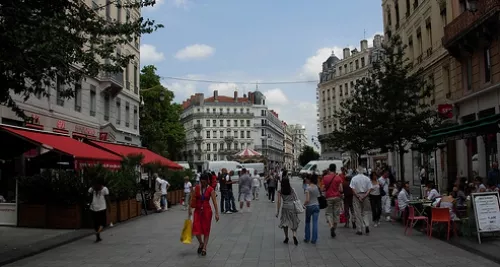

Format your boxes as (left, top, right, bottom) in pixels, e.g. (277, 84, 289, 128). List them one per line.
(429, 207, 456, 240)
(404, 206, 428, 236)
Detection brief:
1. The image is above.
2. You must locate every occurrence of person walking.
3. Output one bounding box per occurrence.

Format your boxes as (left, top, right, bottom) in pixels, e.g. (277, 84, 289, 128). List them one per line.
(276, 178, 300, 246)
(267, 173, 277, 203)
(219, 168, 229, 213)
(160, 176, 169, 211)
(183, 176, 192, 211)
(88, 180, 110, 243)
(303, 174, 320, 244)
(226, 171, 238, 213)
(152, 173, 163, 212)
(342, 175, 355, 229)
(238, 168, 253, 212)
(189, 173, 220, 256)
(323, 164, 343, 238)
(369, 172, 382, 227)
(378, 169, 392, 222)
(350, 166, 373, 235)
(252, 174, 261, 200)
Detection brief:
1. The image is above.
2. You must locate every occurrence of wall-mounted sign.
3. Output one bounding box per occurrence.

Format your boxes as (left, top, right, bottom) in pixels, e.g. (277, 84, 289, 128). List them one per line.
(99, 132, 108, 141)
(438, 104, 453, 119)
(56, 120, 66, 129)
(74, 125, 96, 136)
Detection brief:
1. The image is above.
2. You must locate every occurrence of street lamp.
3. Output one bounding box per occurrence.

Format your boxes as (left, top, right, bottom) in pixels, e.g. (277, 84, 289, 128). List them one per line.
(159, 90, 165, 102)
(466, 0, 478, 13)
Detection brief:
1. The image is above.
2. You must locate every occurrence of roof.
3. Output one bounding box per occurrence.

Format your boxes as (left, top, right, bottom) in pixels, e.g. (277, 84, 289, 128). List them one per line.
(204, 96, 250, 103)
(88, 140, 183, 169)
(0, 125, 122, 164)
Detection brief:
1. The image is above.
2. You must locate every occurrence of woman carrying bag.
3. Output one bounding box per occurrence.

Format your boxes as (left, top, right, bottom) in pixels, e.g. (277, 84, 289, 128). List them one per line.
(188, 173, 220, 256)
(275, 177, 300, 246)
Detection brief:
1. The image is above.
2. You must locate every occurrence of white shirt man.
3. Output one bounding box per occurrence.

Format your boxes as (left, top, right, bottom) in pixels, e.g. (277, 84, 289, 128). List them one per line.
(349, 169, 373, 235)
(378, 171, 391, 221)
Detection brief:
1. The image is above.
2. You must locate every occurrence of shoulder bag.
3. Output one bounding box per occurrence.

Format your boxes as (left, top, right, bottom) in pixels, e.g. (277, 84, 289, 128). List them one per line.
(317, 176, 334, 209)
(292, 189, 304, 214)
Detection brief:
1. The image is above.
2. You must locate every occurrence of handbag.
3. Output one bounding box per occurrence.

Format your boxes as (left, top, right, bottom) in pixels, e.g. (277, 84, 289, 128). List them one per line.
(379, 179, 387, 197)
(292, 189, 304, 214)
(318, 176, 334, 209)
(180, 218, 192, 244)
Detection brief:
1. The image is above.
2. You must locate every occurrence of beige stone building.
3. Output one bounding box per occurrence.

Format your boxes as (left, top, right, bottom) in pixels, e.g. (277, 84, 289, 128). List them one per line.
(283, 123, 294, 170)
(0, 0, 142, 145)
(316, 36, 384, 161)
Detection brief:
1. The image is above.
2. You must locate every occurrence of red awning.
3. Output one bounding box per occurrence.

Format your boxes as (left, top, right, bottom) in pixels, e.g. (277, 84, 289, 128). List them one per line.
(0, 125, 122, 169)
(88, 140, 183, 170)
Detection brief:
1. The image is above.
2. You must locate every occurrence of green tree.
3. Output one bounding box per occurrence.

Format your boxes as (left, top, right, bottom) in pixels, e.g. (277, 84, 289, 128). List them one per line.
(0, 0, 162, 118)
(298, 146, 320, 167)
(329, 33, 438, 182)
(139, 65, 186, 160)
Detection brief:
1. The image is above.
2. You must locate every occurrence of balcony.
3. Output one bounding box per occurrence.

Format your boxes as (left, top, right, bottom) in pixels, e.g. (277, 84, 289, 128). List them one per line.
(443, 0, 500, 57)
(224, 136, 235, 143)
(193, 123, 203, 132)
(99, 72, 124, 96)
(194, 136, 203, 143)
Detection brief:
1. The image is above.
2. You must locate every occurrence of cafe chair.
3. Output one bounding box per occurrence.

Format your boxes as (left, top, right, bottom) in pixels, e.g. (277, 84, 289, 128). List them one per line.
(392, 200, 403, 224)
(405, 206, 428, 236)
(429, 207, 457, 240)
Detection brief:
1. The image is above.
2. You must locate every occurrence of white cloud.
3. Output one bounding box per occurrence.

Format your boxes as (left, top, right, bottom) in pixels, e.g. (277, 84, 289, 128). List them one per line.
(263, 88, 289, 105)
(174, 44, 215, 60)
(299, 32, 384, 80)
(140, 44, 165, 63)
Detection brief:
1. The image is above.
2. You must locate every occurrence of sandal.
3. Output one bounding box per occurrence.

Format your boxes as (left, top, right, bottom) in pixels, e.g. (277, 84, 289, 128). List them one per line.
(201, 249, 207, 256)
(197, 243, 203, 254)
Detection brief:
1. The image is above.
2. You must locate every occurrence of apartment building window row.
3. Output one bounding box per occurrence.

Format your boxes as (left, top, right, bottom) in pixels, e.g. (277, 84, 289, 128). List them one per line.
(203, 107, 252, 114)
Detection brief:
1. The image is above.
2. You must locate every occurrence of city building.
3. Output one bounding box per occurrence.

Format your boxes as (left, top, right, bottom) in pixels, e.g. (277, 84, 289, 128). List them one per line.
(288, 124, 308, 169)
(180, 90, 285, 171)
(0, 0, 141, 145)
(283, 122, 294, 170)
(316, 36, 384, 160)
(423, 0, 500, 190)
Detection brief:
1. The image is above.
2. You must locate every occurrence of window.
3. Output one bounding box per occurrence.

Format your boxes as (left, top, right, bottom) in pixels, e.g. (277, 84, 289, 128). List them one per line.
(426, 18, 433, 52)
(125, 64, 129, 90)
(125, 102, 130, 127)
(261, 129, 265, 136)
(219, 108, 223, 114)
(246, 108, 250, 114)
(440, 6, 447, 25)
(246, 131, 251, 138)
(227, 108, 230, 113)
(408, 36, 414, 62)
(395, 2, 400, 27)
(213, 108, 216, 113)
(344, 64, 347, 73)
(234, 120, 238, 127)
(406, 0, 411, 16)
(134, 65, 138, 94)
(206, 120, 210, 127)
(220, 120, 224, 127)
(339, 66, 342, 74)
(220, 130, 224, 138)
(116, 98, 121, 124)
(212, 143, 217, 151)
(90, 85, 96, 116)
(240, 120, 244, 127)
(361, 57, 365, 67)
(104, 94, 110, 121)
(213, 130, 217, 138)
(133, 106, 138, 129)
(355, 60, 359, 70)
(74, 81, 82, 112)
(233, 108, 237, 113)
(212, 120, 216, 126)
(220, 143, 224, 150)
(206, 108, 210, 113)
(227, 119, 231, 126)
(206, 143, 211, 151)
(443, 65, 451, 96)
(206, 131, 210, 138)
(484, 47, 492, 83)
(465, 56, 473, 91)
(386, 8, 392, 26)
(234, 130, 238, 137)
(56, 75, 64, 106)
(349, 62, 353, 72)
(240, 108, 243, 113)
(339, 85, 343, 96)
(416, 28, 423, 57)
(246, 120, 250, 127)
(240, 131, 244, 138)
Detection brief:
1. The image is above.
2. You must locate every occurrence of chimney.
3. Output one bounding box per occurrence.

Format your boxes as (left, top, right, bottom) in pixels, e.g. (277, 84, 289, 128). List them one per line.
(234, 91, 238, 101)
(213, 90, 218, 102)
(360, 39, 368, 51)
(343, 48, 350, 59)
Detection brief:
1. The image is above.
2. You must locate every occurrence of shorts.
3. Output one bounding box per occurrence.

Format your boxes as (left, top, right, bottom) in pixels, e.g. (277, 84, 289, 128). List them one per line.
(239, 192, 252, 202)
(325, 197, 343, 224)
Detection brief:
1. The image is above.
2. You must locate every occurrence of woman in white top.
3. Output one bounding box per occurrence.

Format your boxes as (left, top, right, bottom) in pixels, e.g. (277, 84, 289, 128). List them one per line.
(88, 180, 110, 242)
(368, 172, 382, 227)
(183, 176, 192, 211)
(426, 183, 440, 201)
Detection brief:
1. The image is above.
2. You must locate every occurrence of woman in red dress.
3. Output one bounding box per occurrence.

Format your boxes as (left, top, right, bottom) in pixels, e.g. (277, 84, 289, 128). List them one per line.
(189, 173, 219, 256)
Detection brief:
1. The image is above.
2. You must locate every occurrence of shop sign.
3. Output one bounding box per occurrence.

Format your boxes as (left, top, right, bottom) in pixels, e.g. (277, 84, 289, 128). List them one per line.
(99, 132, 108, 141)
(24, 114, 41, 125)
(74, 125, 97, 136)
(56, 120, 66, 129)
(438, 104, 453, 119)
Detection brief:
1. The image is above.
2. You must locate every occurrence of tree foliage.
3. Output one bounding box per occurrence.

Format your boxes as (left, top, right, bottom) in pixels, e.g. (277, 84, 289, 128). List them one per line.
(0, 0, 162, 118)
(327, 33, 439, 181)
(298, 146, 320, 167)
(139, 65, 186, 160)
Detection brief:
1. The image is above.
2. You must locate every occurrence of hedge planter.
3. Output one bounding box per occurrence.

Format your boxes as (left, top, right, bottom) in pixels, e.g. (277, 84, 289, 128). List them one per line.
(129, 199, 138, 218)
(167, 193, 173, 205)
(18, 204, 46, 228)
(177, 190, 184, 204)
(118, 200, 129, 222)
(47, 204, 82, 229)
(107, 201, 118, 225)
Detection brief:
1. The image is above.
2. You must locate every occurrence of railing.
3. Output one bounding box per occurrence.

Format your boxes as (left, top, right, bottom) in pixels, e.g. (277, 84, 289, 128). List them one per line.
(443, 0, 500, 47)
(101, 72, 124, 88)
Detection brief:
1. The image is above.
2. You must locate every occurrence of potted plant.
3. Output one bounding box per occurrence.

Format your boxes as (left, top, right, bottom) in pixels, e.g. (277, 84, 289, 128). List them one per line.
(17, 173, 51, 228)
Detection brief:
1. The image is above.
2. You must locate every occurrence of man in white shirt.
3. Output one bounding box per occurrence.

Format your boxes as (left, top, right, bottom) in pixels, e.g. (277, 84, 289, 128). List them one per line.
(153, 173, 163, 212)
(350, 166, 373, 235)
(160, 177, 170, 211)
(251, 174, 261, 200)
(397, 181, 410, 223)
(183, 176, 192, 210)
(378, 169, 391, 222)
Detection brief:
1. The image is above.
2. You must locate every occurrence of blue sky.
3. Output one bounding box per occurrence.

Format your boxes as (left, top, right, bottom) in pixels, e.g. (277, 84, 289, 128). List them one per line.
(140, 0, 383, 147)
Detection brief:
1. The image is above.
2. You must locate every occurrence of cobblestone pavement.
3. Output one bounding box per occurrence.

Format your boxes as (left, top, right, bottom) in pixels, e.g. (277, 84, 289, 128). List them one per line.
(6, 178, 500, 267)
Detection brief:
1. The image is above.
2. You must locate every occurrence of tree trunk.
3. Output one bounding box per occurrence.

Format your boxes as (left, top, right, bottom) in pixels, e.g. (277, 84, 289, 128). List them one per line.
(399, 149, 405, 183)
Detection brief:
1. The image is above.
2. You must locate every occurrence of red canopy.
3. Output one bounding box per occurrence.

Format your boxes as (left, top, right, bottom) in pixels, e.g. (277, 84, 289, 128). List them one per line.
(0, 125, 122, 169)
(89, 140, 183, 170)
(235, 148, 262, 157)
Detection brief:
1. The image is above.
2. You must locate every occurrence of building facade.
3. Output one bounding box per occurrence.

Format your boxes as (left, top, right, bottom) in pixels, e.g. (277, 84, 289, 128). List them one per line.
(288, 124, 308, 169)
(283, 122, 294, 170)
(0, 0, 141, 145)
(254, 109, 285, 169)
(316, 36, 384, 160)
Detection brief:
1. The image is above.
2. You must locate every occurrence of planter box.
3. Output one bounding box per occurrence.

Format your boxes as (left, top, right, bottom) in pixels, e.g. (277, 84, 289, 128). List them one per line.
(118, 199, 129, 222)
(137, 200, 142, 216)
(18, 204, 47, 228)
(176, 190, 183, 204)
(47, 204, 82, 229)
(107, 201, 118, 225)
(167, 193, 173, 205)
(129, 199, 138, 218)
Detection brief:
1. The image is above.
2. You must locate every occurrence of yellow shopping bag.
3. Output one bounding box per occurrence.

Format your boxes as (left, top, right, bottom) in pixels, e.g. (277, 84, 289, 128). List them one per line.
(180, 219, 192, 244)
